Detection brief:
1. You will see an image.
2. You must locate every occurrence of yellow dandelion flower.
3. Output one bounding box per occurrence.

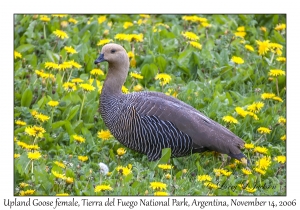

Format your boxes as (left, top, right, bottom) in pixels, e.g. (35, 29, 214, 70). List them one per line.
(257, 127, 271, 134)
(122, 86, 129, 94)
(40, 15, 50, 22)
(139, 14, 150, 18)
(245, 45, 254, 52)
(72, 134, 85, 143)
(131, 34, 144, 42)
(278, 116, 286, 124)
(117, 148, 126, 156)
(116, 166, 132, 176)
(34, 113, 50, 122)
(45, 62, 59, 69)
(222, 115, 238, 124)
(54, 161, 66, 168)
(19, 182, 29, 188)
(280, 135, 286, 141)
(189, 41, 202, 50)
(256, 40, 270, 56)
(47, 100, 59, 107)
(14, 154, 21, 158)
(182, 15, 207, 23)
(245, 187, 256, 193)
(182, 31, 199, 41)
(98, 15, 106, 24)
(97, 130, 112, 140)
(154, 191, 168, 196)
(61, 21, 68, 28)
(25, 126, 46, 138)
(244, 143, 254, 149)
(95, 184, 113, 192)
(97, 39, 113, 46)
(78, 156, 88, 162)
(268, 69, 285, 77)
(275, 23, 286, 31)
(241, 168, 252, 175)
(201, 22, 211, 28)
(197, 175, 212, 182)
(276, 57, 286, 62)
(272, 96, 283, 102)
(17, 141, 29, 149)
(66, 177, 74, 184)
(235, 107, 248, 117)
(155, 73, 172, 86)
(52, 14, 67, 18)
(130, 58, 136, 68)
(20, 189, 35, 196)
(274, 155, 286, 164)
(234, 31, 246, 38)
(127, 51, 135, 58)
(130, 72, 143, 80)
(237, 26, 245, 32)
(133, 84, 143, 92)
(158, 164, 173, 170)
(165, 174, 171, 179)
(260, 26, 267, 32)
(15, 120, 27, 126)
(254, 167, 266, 175)
(256, 156, 272, 170)
(26, 144, 40, 150)
(123, 22, 133, 29)
(182, 169, 188, 174)
(28, 151, 42, 160)
(53, 30, 69, 39)
(14, 51, 22, 59)
(247, 102, 264, 113)
(261, 93, 276, 100)
(56, 193, 69, 196)
(90, 69, 104, 76)
(150, 182, 167, 191)
(79, 83, 95, 92)
(68, 18, 78, 24)
(52, 170, 67, 180)
(71, 78, 84, 83)
(63, 82, 77, 91)
(204, 182, 219, 189)
(253, 146, 268, 155)
(64, 46, 77, 54)
(58, 62, 72, 71)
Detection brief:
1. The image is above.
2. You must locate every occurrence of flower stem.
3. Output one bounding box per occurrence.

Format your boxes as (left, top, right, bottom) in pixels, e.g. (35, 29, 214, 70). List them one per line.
(79, 93, 86, 121)
(43, 23, 47, 39)
(270, 52, 275, 65)
(275, 77, 280, 96)
(67, 69, 74, 82)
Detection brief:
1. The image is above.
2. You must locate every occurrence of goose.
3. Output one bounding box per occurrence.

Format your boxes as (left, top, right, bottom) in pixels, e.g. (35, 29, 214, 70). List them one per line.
(94, 43, 247, 165)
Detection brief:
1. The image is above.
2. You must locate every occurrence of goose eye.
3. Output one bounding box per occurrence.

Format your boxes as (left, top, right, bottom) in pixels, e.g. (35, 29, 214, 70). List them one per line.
(111, 49, 116, 53)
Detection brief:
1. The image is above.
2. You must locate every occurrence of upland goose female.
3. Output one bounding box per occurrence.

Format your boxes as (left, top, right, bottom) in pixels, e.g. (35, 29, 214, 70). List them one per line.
(94, 43, 247, 164)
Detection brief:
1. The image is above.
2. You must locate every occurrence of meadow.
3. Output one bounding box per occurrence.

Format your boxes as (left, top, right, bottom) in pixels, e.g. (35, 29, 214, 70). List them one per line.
(14, 14, 286, 196)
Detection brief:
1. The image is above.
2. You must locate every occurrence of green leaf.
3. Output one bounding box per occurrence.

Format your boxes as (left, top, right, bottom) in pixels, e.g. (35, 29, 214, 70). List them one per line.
(52, 120, 66, 129)
(156, 55, 167, 72)
(15, 44, 35, 54)
(150, 148, 171, 170)
(21, 88, 33, 107)
(124, 173, 133, 183)
(66, 104, 80, 121)
(46, 50, 59, 62)
(64, 120, 75, 135)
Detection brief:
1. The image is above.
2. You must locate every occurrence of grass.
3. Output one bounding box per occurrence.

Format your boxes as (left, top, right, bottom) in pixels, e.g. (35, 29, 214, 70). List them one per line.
(14, 14, 286, 196)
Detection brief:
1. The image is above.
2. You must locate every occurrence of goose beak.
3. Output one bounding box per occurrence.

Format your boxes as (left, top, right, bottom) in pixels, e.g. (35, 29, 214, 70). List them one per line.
(94, 53, 105, 64)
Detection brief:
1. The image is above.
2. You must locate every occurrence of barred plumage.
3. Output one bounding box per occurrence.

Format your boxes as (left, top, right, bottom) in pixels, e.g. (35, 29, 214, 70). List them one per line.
(95, 43, 247, 164)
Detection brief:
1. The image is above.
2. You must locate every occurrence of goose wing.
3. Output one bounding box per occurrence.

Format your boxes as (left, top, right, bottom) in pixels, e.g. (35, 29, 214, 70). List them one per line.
(132, 91, 244, 156)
